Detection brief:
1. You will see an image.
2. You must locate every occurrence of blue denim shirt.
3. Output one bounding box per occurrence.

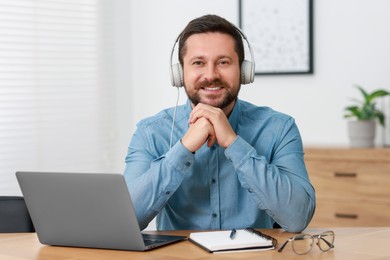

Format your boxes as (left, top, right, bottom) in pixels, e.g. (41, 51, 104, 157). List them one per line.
(124, 99, 315, 232)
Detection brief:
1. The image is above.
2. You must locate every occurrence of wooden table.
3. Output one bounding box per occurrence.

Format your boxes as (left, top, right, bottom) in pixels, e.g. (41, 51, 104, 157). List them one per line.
(1, 227, 389, 259)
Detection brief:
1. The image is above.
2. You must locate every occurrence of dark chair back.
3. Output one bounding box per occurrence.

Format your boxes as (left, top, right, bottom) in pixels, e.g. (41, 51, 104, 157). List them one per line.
(0, 196, 35, 232)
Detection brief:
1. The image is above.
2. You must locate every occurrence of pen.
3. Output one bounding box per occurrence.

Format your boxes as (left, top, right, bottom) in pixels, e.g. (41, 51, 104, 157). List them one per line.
(229, 228, 237, 240)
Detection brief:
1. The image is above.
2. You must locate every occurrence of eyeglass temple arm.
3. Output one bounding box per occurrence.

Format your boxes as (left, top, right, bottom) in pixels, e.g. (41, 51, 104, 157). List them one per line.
(319, 236, 335, 248)
(277, 239, 290, 253)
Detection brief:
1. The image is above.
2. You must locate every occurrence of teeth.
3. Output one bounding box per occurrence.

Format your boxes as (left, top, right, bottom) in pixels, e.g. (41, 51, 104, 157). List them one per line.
(204, 87, 221, 90)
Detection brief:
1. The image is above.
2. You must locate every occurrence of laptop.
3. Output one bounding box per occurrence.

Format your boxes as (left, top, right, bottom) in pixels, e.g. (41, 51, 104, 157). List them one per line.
(15, 171, 185, 251)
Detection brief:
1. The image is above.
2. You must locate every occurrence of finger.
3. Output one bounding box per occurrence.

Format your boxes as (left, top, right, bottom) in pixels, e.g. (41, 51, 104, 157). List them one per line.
(189, 104, 217, 124)
(207, 132, 217, 147)
(189, 105, 205, 124)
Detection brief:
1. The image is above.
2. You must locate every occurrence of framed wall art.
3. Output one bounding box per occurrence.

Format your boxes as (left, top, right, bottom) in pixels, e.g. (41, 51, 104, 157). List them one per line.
(239, 0, 314, 75)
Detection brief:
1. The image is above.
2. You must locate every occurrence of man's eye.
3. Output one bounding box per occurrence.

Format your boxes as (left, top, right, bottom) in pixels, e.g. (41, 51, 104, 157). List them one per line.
(192, 61, 203, 66)
(219, 60, 230, 65)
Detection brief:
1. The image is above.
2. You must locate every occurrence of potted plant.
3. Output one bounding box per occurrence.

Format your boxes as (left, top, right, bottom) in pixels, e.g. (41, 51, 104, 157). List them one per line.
(344, 85, 389, 147)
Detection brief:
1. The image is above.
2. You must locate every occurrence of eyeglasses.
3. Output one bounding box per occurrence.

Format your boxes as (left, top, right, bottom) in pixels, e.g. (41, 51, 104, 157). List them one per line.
(278, 230, 335, 255)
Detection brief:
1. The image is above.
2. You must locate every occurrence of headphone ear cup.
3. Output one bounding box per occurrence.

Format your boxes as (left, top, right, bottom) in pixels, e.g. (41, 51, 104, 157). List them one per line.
(170, 63, 184, 87)
(241, 60, 254, 85)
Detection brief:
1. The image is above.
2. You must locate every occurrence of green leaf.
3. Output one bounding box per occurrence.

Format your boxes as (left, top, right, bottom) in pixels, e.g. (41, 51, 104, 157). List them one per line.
(367, 89, 390, 103)
(344, 106, 361, 119)
(376, 111, 385, 126)
(355, 85, 369, 103)
(345, 85, 389, 126)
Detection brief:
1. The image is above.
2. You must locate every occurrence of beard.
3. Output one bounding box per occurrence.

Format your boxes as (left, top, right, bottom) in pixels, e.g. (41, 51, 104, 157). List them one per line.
(185, 78, 240, 110)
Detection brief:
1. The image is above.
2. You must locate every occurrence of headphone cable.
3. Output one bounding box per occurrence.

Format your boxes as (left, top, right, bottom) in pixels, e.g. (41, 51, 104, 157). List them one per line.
(169, 86, 180, 149)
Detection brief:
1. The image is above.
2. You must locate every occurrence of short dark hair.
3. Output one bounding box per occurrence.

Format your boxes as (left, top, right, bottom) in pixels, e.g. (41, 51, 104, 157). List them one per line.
(178, 14, 244, 66)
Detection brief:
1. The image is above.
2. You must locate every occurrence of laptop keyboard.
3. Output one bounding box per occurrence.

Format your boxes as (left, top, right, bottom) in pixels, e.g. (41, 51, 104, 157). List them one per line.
(144, 238, 166, 246)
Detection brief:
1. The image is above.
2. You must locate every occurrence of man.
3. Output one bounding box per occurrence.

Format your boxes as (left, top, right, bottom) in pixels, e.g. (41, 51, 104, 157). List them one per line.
(124, 14, 315, 232)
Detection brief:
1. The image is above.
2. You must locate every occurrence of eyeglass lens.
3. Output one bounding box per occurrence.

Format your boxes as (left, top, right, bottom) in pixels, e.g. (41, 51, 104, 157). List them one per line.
(318, 231, 335, 251)
(291, 231, 335, 255)
(292, 234, 313, 255)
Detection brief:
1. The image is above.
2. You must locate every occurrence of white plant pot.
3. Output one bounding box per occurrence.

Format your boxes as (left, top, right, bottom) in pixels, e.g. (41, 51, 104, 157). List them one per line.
(347, 120, 376, 148)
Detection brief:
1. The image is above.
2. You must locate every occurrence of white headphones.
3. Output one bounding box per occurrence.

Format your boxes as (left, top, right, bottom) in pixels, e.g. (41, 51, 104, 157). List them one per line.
(169, 27, 255, 88)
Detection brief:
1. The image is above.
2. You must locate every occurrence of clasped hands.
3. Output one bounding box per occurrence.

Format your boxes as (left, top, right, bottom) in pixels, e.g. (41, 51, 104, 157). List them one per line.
(181, 103, 237, 153)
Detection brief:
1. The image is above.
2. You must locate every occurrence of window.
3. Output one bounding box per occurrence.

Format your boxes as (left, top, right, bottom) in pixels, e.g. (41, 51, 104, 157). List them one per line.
(0, 0, 116, 195)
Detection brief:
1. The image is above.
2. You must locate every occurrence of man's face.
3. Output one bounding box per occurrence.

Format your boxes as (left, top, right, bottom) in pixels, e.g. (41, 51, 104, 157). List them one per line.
(182, 32, 241, 113)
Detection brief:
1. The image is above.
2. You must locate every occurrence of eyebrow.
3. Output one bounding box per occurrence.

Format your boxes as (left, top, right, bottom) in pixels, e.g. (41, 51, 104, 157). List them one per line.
(188, 55, 233, 62)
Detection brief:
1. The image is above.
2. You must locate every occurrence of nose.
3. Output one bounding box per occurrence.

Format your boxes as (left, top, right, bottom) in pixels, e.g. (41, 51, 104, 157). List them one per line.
(204, 64, 219, 81)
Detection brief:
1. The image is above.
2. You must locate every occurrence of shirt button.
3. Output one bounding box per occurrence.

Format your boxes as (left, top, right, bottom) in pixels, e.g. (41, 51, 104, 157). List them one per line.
(211, 179, 216, 183)
(248, 188, 253, 193)
(185, 161, 191, 167)
(212, 213, 217, 218)
(165, 191, 170, 195)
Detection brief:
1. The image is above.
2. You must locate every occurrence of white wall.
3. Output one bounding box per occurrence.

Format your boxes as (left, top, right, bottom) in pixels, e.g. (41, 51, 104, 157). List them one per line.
(114, 0, 390, 164)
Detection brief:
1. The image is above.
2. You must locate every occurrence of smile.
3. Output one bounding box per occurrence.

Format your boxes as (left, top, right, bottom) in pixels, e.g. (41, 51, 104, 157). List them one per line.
(203, 86, 221, 91)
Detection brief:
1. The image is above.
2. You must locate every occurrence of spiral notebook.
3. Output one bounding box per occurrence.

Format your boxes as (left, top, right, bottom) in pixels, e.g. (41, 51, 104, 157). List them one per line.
(189, 228, 277, 253)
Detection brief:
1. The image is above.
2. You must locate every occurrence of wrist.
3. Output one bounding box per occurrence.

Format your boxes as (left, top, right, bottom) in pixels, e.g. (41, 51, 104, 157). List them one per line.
(223, 135, 238, 149)
(180, 138, 196, 154)
(221, 134, 238, 148)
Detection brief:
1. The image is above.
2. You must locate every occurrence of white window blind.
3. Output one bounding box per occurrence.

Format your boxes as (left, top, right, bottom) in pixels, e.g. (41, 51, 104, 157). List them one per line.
(0, 0, 116, 195)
